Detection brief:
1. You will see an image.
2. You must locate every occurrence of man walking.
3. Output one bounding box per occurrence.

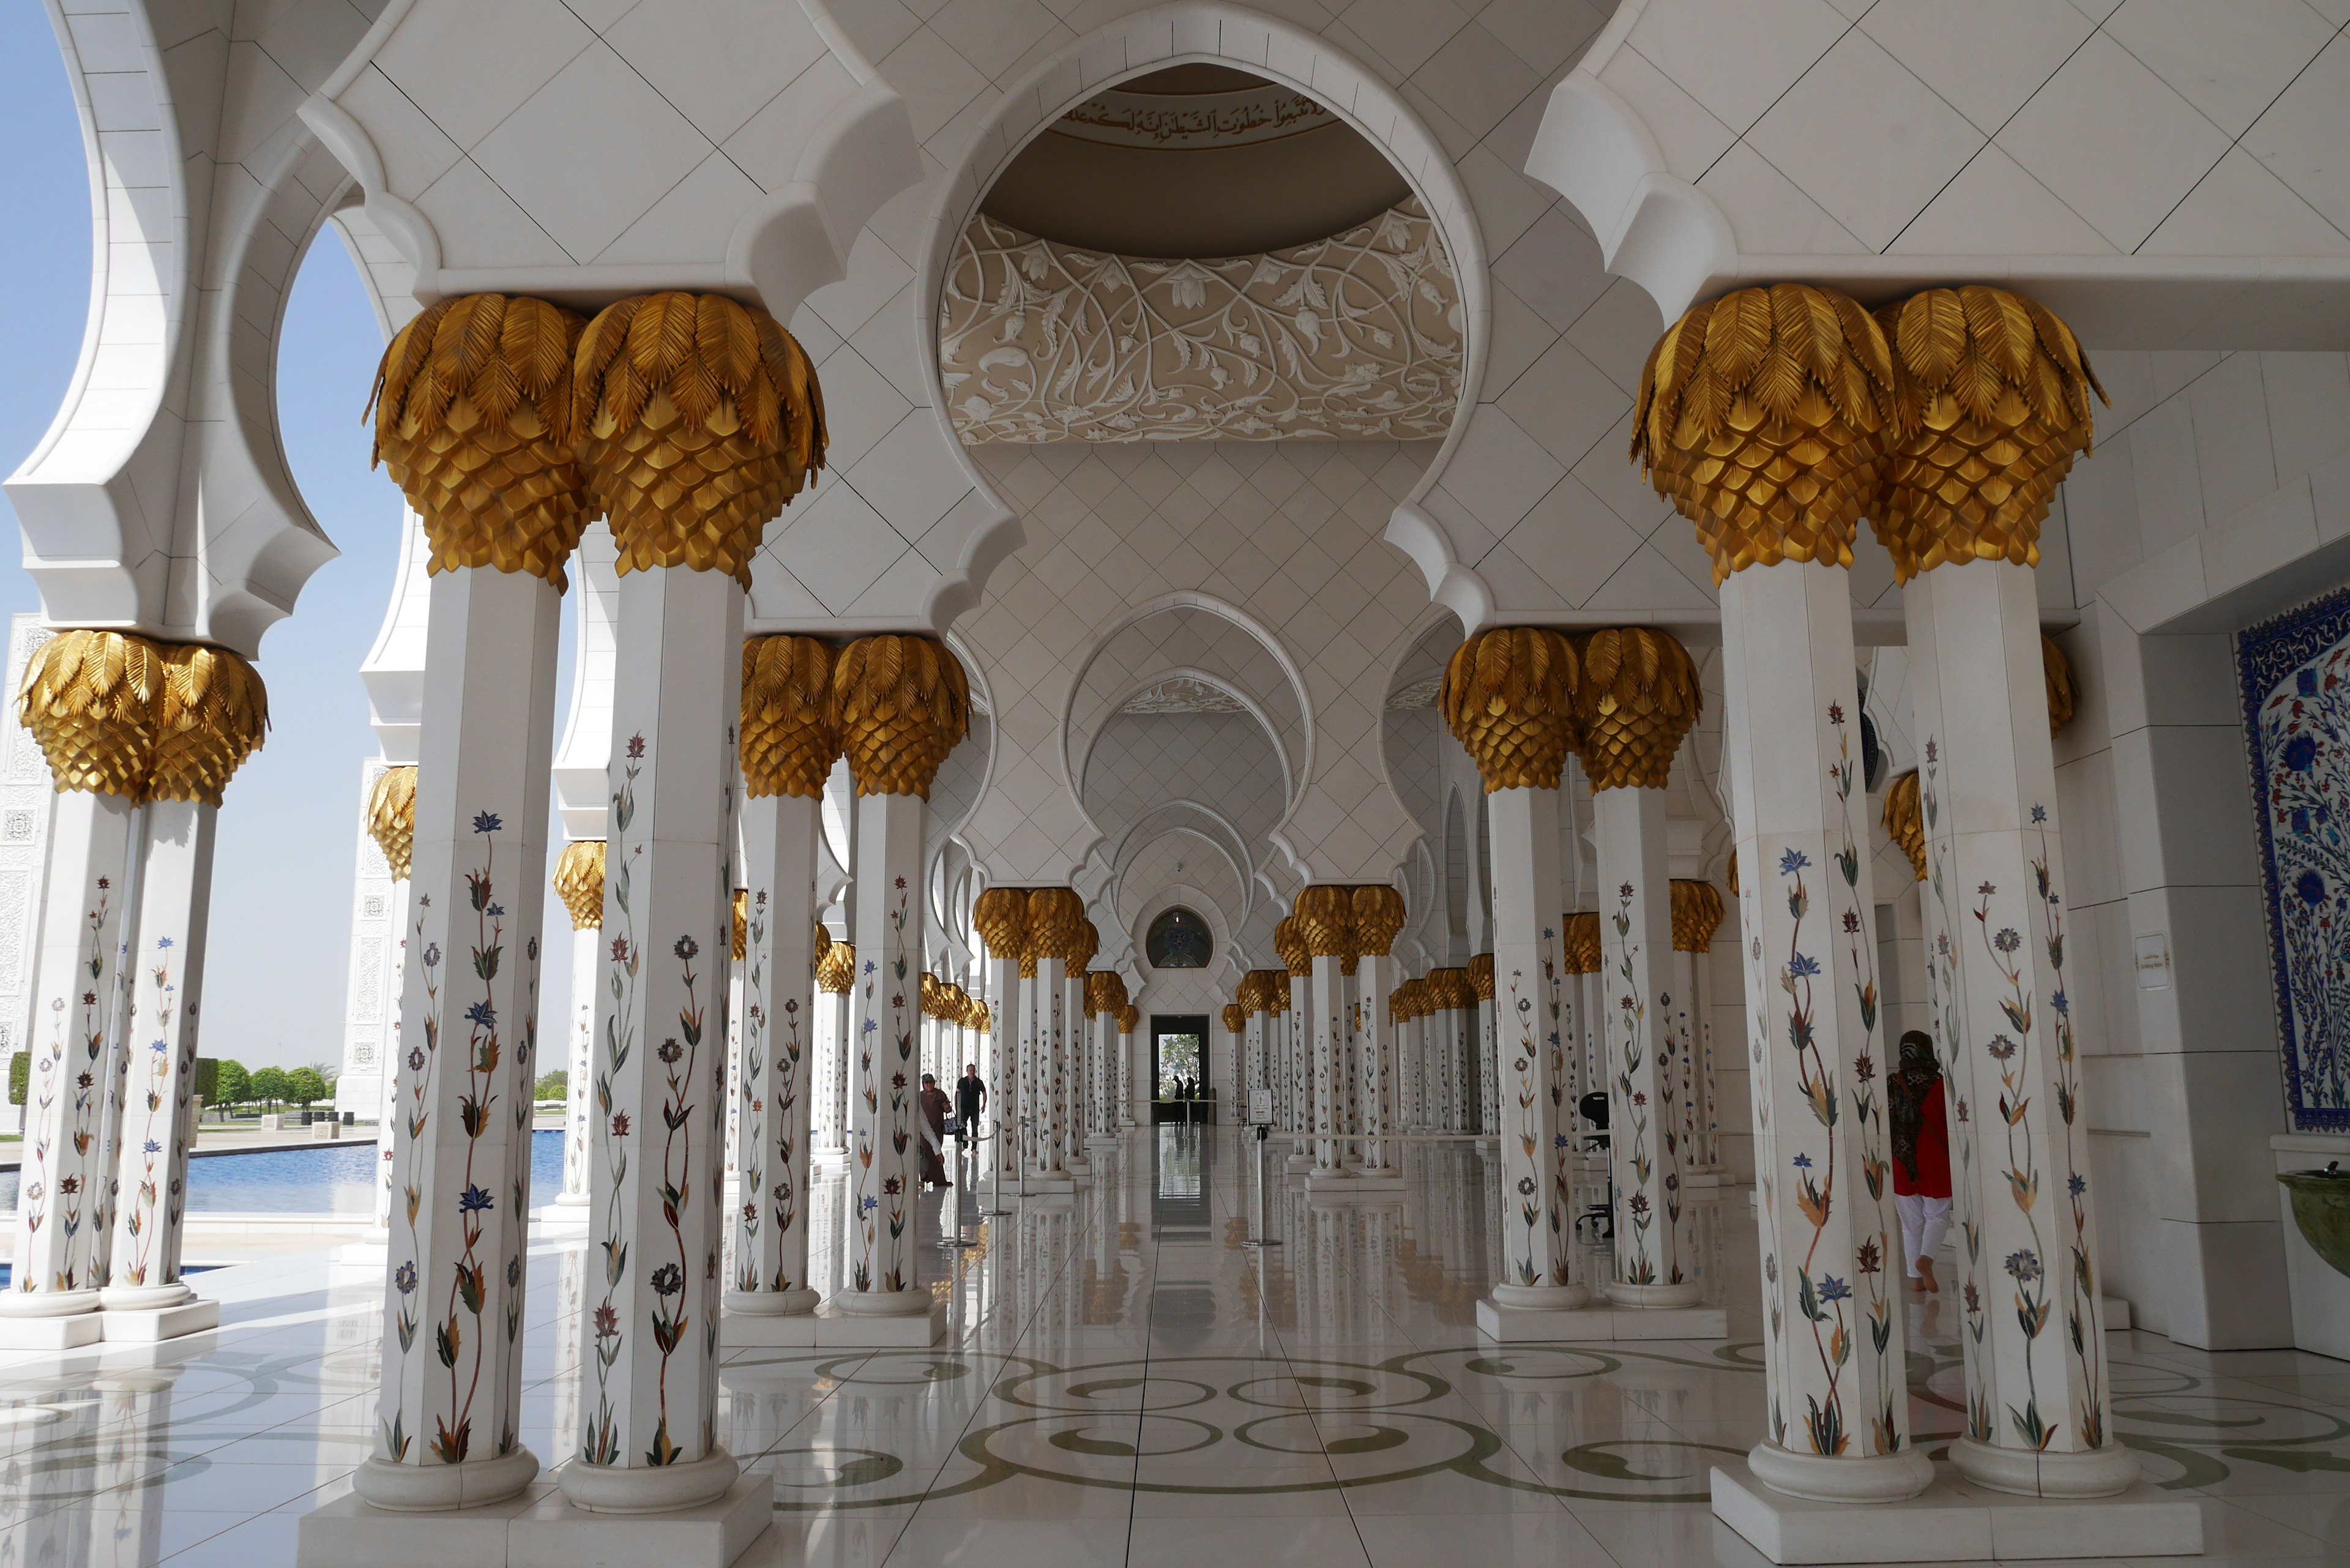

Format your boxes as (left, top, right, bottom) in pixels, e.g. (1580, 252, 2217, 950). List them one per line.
(956, 1062, 987, 1149)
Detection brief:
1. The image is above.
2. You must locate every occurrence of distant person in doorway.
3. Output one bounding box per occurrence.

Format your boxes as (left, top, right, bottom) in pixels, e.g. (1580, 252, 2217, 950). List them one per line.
(1890, 1029, 1952, 1294)
(919, 1072, 953, 1189)
(957, 1064, 986, 1146)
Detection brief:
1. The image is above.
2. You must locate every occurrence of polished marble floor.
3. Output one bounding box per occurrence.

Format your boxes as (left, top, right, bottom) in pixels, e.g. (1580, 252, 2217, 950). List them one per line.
(1, 1126, 2347, 1566)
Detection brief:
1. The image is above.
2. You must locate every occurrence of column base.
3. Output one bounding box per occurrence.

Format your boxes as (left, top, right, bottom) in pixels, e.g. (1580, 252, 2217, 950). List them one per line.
(1950, 1436, 2139, 1499)
(300, 1475, 770, 1568)
(1283, 1152, 1315, 1173)
(557, 1447, 739, 1514)
(745, 1296, 944, 1347)
(1087, 1133, 1120, 1151)
(352, 1448, 542, 1512)
(551, 1189, 592, 1208)
(1341, 1165, 1404, 1190)
(0, 1291, 103, 1349)
(722, 1286, 819, 1320)
(1711, 1458, 2199, 1564)
(1476, 1293, 1728, 1342)
(1064, 1155, 1091, 1177)
(1020, 1169, 1076, 1193)
(100, 1296, 218, 1343)
(1603, 1280, 1706, 1310)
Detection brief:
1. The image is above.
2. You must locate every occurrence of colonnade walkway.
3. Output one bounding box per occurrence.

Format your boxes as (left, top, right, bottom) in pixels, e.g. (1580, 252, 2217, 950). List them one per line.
(0, 1129, 2343, 1566)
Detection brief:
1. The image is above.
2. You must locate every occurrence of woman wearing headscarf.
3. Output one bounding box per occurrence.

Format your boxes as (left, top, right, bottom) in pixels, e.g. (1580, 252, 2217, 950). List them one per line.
(1889, 1029, 1953, 1294)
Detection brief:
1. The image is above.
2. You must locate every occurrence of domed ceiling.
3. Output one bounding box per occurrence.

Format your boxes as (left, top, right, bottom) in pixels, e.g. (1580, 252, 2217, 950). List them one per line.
(980, 64, 1410, 259)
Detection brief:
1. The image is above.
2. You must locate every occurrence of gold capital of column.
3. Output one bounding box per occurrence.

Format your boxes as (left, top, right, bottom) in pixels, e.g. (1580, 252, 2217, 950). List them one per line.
(1065, 917, 1099, 973)
(365, 764, 418, 883)
(1573, 628, 1700, 791)
(731, 889, 749, 962)
(1632, 283, 1900, 583)
(19, 629, 270, 806)
(1468, 953, 1495, 1002)
(370, 293, 589, 588)
(1292, 886, 1355, 960)
(573, 292, 826, 588)
(830, 635, 970, 799)
(1669, 879, 1726, 952)
(974, 886, 1029, 976)
(1873, 286, 2106, 584)
(1275, 917, 1309, 979)
(1089, 971, 1124, 1017)
(2044, 634, 2076, 737)
(816, 941, 857, 994)
(1351, 886, 1406, 957)
(1561, 913, 1600, 976)
(1222, 1003, 1244, 1034)
(1882, 769, 1927, 883)
(1442, 627, 1581, 792)
(553, 838, 606, 928)
(1118, 1004, 1138, 1035)
(1023, 888, 1084, 975)
(741, 635, 841, 799)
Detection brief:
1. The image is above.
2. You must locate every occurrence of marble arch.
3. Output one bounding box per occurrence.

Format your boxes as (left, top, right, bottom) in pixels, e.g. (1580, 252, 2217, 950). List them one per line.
(911, 2, 1493, 633)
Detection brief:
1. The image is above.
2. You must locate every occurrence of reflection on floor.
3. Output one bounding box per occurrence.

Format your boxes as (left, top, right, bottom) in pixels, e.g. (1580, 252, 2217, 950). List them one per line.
(2, 1126, 2347, 1566)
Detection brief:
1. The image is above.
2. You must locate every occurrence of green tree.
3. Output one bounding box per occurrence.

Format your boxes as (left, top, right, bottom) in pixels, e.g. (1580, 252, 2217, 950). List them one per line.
(250, 1066, 288, 1109)
(214, 1059, 250, 1110)
(535, 1069, 567, 1102)
(285, 1067, 329, 1108)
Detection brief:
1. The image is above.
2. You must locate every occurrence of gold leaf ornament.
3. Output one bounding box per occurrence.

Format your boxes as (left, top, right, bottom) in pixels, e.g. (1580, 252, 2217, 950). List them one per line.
(1274, 917, 1310, 979)
(1872, 286, 2105, 583)
(1442, 627, 1581, 792)
(573, 292, 826, 588)
(973, 886, 1031, 976)
(1561, 913, 1600, 976)
(1882, 769, 1926, 883)
(1222, 1002, 1245, 1035)
(1066, 917, 1100, 971)
(1118, 1004, 1139, 1035)
(816, 941, 857, 994)
(553, 839, 606, 929)
(1351, 885, 1406, 957)
(1292, 886, 1354, 960)
(146, 641, 270, 808)
(367, 765, 418, 883)
(368, 294, 589, 588)
(830, 635, 971, 799)
(734, 889, 750, 963)
(1023, 889, 1085, 974)
(1669, 879, 1726, 952)
(740, 635, 840, 799)
(17, 630, 159, 799)
(1632, 283, 1900, 584)
(1468, 953, 1495, 1002)
(2043, 634, 2075, 737)
(1573, 628, 1699, 792)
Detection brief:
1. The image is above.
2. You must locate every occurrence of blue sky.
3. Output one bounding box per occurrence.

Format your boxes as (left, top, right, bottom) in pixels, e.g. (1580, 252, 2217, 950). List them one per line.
(1, 5, 575, 1072)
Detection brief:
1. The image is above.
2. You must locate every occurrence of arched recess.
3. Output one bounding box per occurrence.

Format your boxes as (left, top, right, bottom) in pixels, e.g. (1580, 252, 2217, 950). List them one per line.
(909, 4, 1493, 630)
(1114, 826, 1250, 938)
(1127, 882, 1245, 995)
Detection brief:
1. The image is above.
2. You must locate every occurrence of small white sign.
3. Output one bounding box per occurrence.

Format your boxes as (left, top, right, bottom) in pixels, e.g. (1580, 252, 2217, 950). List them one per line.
(1248, 1088, 1273, 1125)
(2134, 932, 2172, 991)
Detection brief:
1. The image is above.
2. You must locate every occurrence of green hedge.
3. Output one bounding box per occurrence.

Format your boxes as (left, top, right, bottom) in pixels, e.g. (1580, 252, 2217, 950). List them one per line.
(7, 1052, 25, 1108)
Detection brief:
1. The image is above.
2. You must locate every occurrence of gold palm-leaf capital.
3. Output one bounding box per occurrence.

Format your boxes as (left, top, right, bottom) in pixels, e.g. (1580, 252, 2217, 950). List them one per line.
(370, 294, 589, 588)
(1066, 916, 1099, 970)
(365, 764, 418, 882)
(829, 634, 969, 799)
(553, 838, 606, 929)
(816, 940, 857, 993)
(1023, 887, 1084, 973)
(573, 292, 826, 588)
(1573, 627, 1699, 791)
(1350, 884, 1406, 956)
(1468, 952, 1495, 1001)
(17, 628, 164, 800)
(2044, 633, 2076, 737)
(1561, 913, 1601, 975)
(1293, 886, 1355, 960)
(1222, 1002, 1244, 1034)
(1872, 285, 2106, 582)
(1441, 626, 1581, 792)
(1669, 879, 1725, 952)
(1632, 283, 1898, 583)
(741, 635, 840, 799)
(1274, 916, 1309, 978)
(1882, 769, 1926, 883)
(1118, 1004, 1138, 1034)
(146, 641, 269, 807)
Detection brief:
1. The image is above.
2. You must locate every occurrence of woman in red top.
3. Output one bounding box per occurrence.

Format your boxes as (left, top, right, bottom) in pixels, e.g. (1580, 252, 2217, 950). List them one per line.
(1890, 1029, 1953, 1294)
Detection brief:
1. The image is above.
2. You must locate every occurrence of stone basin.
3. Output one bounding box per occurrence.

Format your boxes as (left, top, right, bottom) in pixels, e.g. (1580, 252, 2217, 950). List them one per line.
(2278, 1163, 2350, 1279)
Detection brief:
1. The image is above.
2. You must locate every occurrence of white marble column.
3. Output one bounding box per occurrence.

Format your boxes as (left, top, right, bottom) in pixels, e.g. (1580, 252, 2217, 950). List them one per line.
(1597, 786, 1699, 1305)
(973, 890, 1023, 1190)
(816, 943, 853, 1160)
(1721, 558, 1926, 1499)
(553, 842, 605, 1209)
(1286, 961, 1313, 1173)
(2, 783, 137, 1342)
(1061, 929, 1092, 1177)
(1352, 889, 1403, 1179)
(1117, 1007, 1136, 1127)
(1483, 786, 1586, 1316)
(727, 775, 827, 1320)
(1907, 558, 2133, 1498)
(100, 799, 219, 1328)
(567, 564, 741, 1507)
(362, 563, 561, 1508)
(1298, 888, 1351, 1184)
(1472, 957, 1496, 1136)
